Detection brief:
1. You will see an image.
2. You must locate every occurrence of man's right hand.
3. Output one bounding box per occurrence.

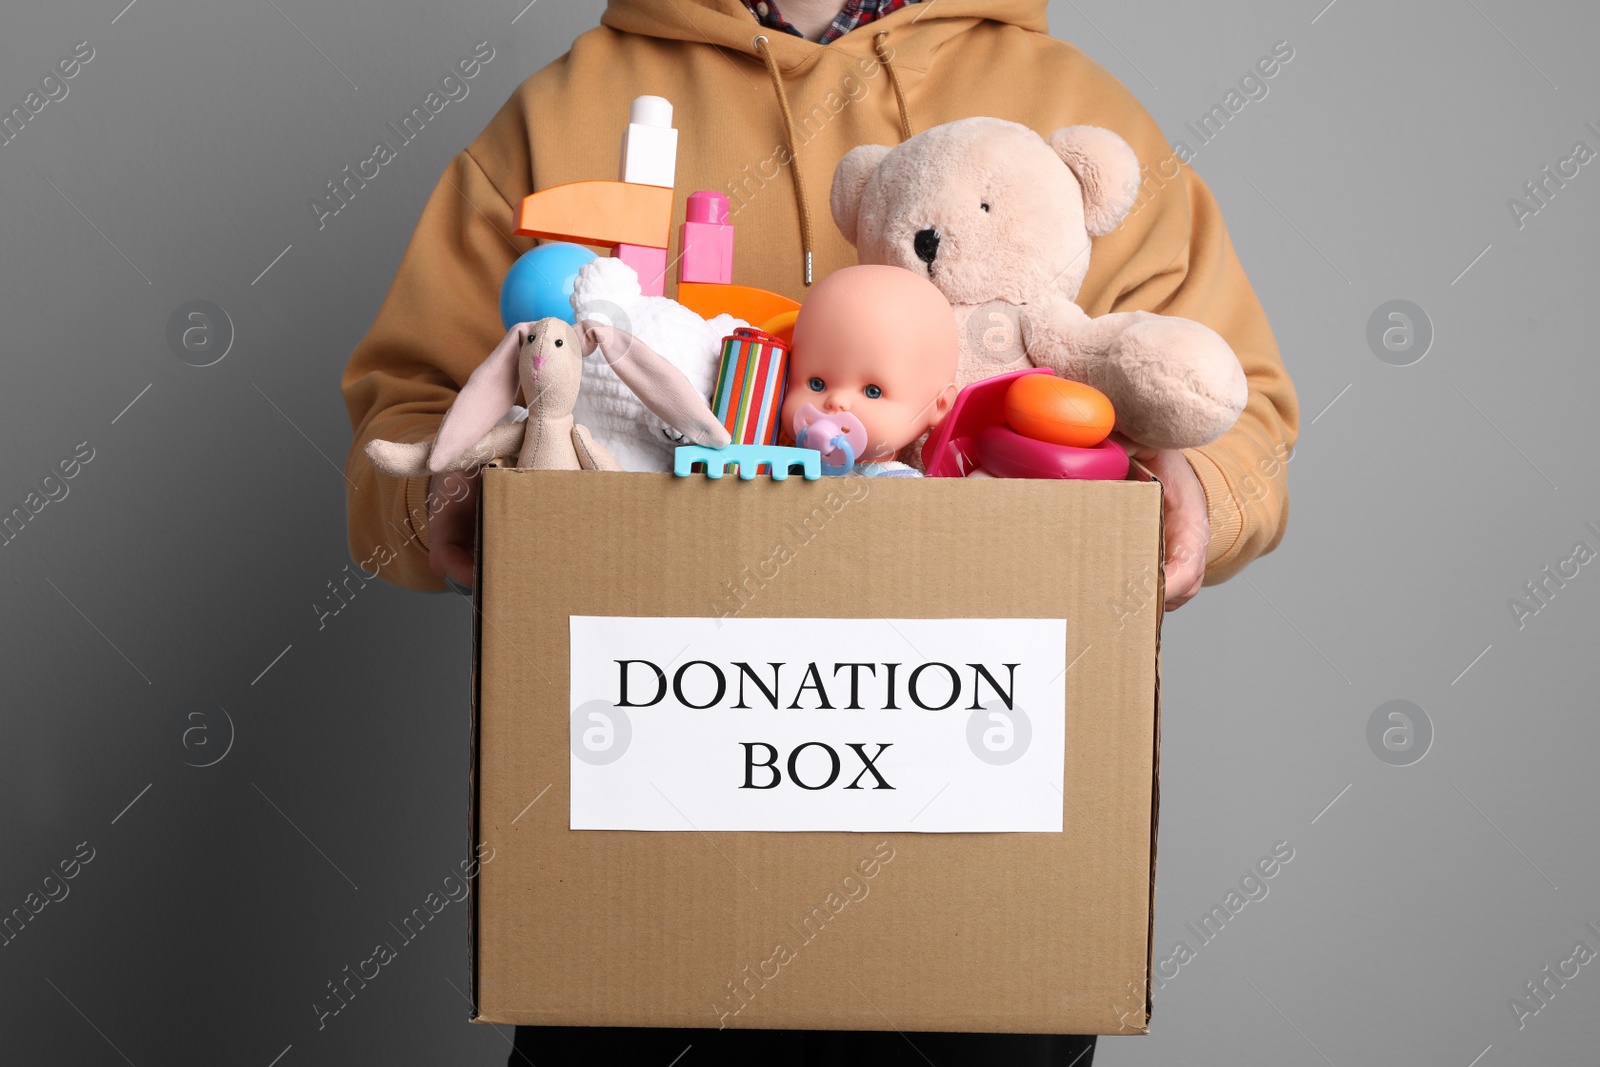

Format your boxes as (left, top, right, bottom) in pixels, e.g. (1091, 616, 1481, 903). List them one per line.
(427, 469, 481, 588)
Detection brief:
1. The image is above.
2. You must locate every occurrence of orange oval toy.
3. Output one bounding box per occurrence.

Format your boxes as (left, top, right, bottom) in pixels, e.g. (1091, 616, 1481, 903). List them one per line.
(1004, 373, 1115, 448)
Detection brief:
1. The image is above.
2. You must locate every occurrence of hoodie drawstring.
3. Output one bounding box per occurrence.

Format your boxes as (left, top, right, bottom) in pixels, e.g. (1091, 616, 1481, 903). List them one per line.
(754, 30, 914, 288)
(874, 31, 916, 142)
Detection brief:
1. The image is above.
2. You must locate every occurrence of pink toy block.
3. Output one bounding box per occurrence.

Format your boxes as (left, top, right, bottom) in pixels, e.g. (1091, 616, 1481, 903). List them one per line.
(615, 243, 670, 297)
(680, 191, 734, 285)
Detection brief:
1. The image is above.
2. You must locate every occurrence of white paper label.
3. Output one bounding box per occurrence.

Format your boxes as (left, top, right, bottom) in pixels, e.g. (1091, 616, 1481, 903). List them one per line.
(568, 616, 1067, 832)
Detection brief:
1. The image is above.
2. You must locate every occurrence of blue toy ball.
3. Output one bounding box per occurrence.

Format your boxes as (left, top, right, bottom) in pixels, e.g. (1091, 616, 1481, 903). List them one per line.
(499, 242, 597, 328)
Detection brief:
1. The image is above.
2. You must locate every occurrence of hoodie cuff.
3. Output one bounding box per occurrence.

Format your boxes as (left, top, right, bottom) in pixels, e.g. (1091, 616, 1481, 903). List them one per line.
(1182, 446, 1243, 573)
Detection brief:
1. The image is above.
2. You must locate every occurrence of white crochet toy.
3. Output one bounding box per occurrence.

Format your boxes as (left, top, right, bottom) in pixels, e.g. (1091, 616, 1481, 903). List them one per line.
(568, 256, 747, 471)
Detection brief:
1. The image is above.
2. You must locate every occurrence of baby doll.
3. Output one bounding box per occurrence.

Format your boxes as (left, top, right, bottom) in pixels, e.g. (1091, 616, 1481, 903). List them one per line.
(781, 264, 959, 478)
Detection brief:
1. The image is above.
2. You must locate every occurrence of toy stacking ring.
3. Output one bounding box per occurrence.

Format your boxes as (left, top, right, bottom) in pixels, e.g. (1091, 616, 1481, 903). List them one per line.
(974, 425, 1129, 480)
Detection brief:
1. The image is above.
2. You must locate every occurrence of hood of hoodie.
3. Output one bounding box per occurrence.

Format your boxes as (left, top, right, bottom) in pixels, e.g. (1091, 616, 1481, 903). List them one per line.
(464, 0, 1185, 303)
(601, 0, 1049, 73)
(574, 0, 1053, 290)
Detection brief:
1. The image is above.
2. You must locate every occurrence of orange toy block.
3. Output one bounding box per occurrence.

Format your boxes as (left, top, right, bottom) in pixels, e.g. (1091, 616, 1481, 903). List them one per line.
(514, 181, 673, 249)
(677, 282, 800, 326)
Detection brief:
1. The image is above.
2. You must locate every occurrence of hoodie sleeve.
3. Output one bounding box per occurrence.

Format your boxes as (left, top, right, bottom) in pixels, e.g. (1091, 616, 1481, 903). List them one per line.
(1167, 167, 1299, 585)
(340, 148, 527, 592)
(1088, 158, 1299, 586)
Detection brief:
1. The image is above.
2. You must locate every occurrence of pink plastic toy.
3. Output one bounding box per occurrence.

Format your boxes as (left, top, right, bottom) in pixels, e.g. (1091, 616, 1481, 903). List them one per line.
(680, 192, 734, 285)
(974, 424, 1128, 480)
(616, 243, 669, 295)
(922, 368, 1129, 480)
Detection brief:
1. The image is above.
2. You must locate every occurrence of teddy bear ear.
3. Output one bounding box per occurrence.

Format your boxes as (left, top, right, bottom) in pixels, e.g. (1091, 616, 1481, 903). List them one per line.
(830, 143, 893, 246)
(1047, 125, 1141, 236)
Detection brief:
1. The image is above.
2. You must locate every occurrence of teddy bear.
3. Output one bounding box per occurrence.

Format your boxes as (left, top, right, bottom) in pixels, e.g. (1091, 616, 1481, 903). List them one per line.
(830, 116, 1248, 454)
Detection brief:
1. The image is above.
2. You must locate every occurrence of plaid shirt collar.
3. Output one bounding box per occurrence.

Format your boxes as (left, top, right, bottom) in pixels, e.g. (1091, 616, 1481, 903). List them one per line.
(740, 0, 919, 45)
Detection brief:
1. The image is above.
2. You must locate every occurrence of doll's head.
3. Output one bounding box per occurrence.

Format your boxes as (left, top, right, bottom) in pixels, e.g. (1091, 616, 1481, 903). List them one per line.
(782, 264, 959, 464)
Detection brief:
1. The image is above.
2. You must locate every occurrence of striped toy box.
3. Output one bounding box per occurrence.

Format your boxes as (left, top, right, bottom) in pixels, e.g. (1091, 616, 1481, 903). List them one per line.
(710, 327, 790, 446)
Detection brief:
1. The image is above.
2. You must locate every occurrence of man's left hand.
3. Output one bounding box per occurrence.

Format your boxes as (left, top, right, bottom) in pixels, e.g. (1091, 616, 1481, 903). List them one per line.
(1115, 438, 1209, 610)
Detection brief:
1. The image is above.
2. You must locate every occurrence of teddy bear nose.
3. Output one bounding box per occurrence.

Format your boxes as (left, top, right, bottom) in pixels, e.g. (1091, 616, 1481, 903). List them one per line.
(913, 228, 941, 264)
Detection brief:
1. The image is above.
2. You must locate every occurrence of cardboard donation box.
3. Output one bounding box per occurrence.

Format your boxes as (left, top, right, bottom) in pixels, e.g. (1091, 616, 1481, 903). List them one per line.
(468, 468, 1164, 1034)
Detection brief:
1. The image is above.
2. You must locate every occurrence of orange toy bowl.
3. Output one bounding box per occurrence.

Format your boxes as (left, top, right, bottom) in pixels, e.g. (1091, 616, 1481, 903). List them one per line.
(1003, 373, 1115, 448)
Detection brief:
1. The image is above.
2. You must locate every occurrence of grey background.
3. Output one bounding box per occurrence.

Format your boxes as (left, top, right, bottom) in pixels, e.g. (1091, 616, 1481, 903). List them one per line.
(1, 0, 1595, 1063)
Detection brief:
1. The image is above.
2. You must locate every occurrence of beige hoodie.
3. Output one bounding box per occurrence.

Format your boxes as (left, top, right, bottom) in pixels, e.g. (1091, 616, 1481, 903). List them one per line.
(342, 0, 1298, 592)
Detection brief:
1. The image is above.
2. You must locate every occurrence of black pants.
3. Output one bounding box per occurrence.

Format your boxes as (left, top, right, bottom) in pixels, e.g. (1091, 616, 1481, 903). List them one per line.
(509, 1025, 1095, 1065)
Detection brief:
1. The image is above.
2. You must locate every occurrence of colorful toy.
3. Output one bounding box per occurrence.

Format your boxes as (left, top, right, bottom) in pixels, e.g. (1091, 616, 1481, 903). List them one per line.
(1004, 372, 1116, 448)
(758, 309, 799, 347)
(376, 95, 828, 480)
(678, 326, 789, 478)
(615, 96, 677, 293)
(499, 242, 597, 328)
(671, 189, 797, 320)
(514, 180, 673, 249)
(779, 264, 959, 477)
(568, 257, 748, 472)
(615, 244, 669, 293)
(618, 95, 677, 188)
(792, 405, 868, 476)
(921, 368, 1129, 480)
(711, 328, 790, 448)
(973, 425, 1128, 480)
(513, 93, 778, 308)
(680, 192, 734, 285)
(364, 316, 731, 477)
(676, 282, 799, 327)
(509, 97, 681, 297)
(831, 116, 1248, 453)
(673, 444, 820, 480)
(922, 368, 1034, 478)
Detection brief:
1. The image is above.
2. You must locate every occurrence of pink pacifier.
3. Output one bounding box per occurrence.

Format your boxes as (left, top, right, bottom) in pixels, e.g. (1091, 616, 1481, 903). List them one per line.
(793, 404, 868, 476)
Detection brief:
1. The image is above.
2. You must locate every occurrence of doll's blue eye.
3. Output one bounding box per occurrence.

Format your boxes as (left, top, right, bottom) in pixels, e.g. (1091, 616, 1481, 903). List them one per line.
(808, 377, 825, 392)
(863, 384, 883, 399)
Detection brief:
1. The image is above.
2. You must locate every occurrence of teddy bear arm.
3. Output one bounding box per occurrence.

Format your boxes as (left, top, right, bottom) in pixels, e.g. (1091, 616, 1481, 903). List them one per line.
(1016, 297, 1108, 381)
(1094, 313, 1249, 450)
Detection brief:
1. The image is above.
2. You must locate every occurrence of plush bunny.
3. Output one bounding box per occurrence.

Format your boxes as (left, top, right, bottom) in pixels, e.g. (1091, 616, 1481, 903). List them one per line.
(831, 116, 1248, 453)
(364, 317, 731, 477)
(569, 256, 748, 471)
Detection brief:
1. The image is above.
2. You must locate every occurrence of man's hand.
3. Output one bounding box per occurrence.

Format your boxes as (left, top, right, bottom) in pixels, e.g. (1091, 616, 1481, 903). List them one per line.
(427, 469, 481, 588)
(1116, 438, 1209, 610)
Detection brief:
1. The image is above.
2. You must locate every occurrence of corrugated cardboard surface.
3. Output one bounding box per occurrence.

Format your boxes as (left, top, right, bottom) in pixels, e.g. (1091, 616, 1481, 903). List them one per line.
(471, 469, 1163, 1033)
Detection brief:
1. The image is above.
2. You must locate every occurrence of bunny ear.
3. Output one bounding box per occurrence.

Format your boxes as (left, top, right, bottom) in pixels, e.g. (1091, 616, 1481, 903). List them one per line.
(575, 318, 602, 357)
(430, 322, 527, 473)
(585, 323, 732, 449)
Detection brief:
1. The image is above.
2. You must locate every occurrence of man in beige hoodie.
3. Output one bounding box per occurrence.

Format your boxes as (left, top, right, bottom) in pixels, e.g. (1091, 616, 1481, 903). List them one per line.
(343, 0, 1296, 1061)
(344, 0, 1297, 607)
